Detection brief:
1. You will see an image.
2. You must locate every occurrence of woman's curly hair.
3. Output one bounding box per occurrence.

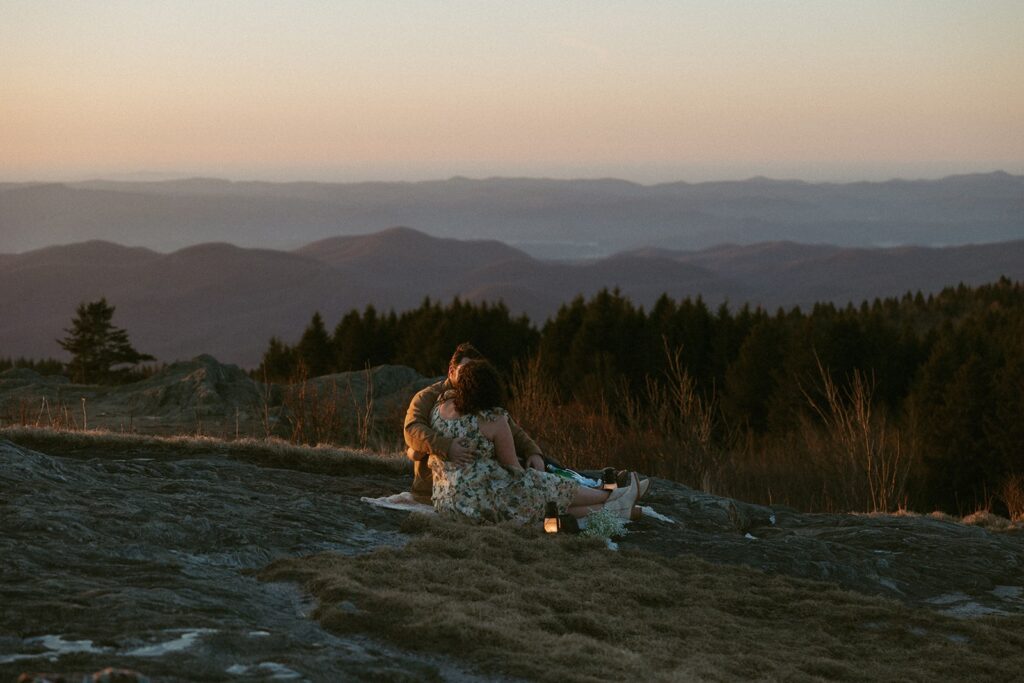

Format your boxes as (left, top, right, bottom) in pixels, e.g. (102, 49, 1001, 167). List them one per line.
(448, 342, 484, 377)
(452, 359, 505, 414)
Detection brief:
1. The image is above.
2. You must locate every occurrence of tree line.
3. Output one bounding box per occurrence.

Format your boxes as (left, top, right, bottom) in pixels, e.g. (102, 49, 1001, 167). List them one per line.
(259, 279, 1024, 515)
(258, 298, 538, 381)
(7, 282, 1018, 514)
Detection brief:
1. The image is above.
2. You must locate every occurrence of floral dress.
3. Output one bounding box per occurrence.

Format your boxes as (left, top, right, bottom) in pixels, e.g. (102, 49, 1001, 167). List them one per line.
(428, 404, 578, 524)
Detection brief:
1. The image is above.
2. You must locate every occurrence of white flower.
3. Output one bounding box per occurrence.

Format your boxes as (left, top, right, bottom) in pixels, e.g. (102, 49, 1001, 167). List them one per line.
(581, 508, 628, 539)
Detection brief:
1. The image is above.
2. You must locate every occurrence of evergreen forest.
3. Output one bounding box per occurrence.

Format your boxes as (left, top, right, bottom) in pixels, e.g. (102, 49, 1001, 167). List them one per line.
(258, 279, 1024, 517)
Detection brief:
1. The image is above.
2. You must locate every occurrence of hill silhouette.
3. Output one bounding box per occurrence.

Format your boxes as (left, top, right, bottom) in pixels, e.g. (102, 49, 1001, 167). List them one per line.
(2, 229, 1023, 366)
(2, 172, 1021, 255)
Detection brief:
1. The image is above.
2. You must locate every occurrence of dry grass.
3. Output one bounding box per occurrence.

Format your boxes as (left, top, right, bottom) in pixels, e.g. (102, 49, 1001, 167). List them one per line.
(1001, 475, 1024, 522)
(507, 350, 720, 489)
(508, 352, 922, 514)
(0, 425, 406, 476)
(800, 363, 912, 513)
(261, 515, 1024, 683)
(282, 364, 406, 453)
(961, 510, 1021, 533)
(0, 394, 88, 431)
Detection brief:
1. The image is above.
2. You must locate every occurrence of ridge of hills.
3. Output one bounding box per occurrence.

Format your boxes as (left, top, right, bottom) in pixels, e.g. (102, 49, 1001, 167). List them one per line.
(1, 172, 1021, 256)
(2, 228, 1024, 367)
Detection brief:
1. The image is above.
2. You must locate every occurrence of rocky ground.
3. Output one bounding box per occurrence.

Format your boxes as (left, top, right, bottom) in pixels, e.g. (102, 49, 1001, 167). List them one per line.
(0, 356, 433, 442)
(0, 435, 498, 681)
(2, 359, 1022, 680)
(2, 429, 1022, 681)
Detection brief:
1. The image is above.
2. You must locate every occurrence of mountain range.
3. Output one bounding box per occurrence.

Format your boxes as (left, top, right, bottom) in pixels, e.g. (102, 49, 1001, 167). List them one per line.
(2, 227, 1023, 367)
(1, 172, 1021, 257)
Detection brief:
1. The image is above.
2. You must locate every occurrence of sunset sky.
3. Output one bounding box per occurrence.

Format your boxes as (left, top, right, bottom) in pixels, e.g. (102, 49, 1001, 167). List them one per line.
(2, 1, 1022, 183)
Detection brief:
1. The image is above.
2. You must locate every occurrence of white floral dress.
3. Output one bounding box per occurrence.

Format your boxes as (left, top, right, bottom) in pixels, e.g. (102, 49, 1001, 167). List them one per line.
(428, 404, 578, 524)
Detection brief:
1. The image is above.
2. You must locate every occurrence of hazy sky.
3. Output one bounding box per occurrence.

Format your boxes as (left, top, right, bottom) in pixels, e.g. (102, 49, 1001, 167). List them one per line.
(2, 1, 1022, 183)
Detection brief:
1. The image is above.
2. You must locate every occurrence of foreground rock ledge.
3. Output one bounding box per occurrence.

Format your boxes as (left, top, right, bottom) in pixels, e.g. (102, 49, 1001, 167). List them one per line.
(2, 434, 1023, 679)
(636, 482, 1023, 615)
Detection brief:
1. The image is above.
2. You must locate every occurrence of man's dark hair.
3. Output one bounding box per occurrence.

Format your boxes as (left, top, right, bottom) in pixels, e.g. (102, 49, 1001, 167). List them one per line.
(452, 359, 505, 414)
(448, 342, 484, 376)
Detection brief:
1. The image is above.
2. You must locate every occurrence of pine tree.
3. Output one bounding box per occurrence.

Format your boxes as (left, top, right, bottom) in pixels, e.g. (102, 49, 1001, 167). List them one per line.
(57, 298, 154, 384)
(258, 336, 297, 382)
(296, 312, 333, 378)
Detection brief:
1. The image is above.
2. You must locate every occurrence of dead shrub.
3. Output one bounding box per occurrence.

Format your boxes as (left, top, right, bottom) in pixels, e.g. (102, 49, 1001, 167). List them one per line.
(507, 346, 725, 491)
(281, 363, 403, 452)
(1000, 475, 1024, 522)
(962, 509, 1014, 532)
(0, 394, 83, 431)
(801, 360, 912, 512)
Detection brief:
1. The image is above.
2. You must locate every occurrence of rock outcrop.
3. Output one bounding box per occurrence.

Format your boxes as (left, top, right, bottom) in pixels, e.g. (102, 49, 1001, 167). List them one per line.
(0, 357, 435, 439)
(2, 433, 1021, 678)
(638, 484, 1024, 614)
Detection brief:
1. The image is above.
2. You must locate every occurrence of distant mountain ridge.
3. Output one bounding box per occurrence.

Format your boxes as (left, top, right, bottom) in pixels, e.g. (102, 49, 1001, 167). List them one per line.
(2, 229, 1023, 367)
(1, 172, 1021, 256)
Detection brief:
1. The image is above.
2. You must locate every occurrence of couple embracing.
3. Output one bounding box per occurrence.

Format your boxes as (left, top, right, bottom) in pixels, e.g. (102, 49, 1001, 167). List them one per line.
(404, 343, 647, 526)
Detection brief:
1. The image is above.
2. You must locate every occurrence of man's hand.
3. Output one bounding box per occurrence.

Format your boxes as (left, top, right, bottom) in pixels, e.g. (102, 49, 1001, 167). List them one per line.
(447, 437, 476, 466)
(525, 454, 545, 471)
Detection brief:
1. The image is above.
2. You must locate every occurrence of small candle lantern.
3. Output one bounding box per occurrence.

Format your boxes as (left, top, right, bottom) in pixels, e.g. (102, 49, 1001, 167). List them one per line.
(543, 501, 560, 533)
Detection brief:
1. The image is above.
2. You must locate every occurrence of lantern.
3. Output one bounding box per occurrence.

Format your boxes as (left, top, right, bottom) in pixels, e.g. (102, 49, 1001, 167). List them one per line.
(544, 501, 560, 533)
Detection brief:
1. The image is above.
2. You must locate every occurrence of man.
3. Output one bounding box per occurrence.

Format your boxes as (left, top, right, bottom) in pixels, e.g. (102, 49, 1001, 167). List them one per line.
(404, 342, 549, 504)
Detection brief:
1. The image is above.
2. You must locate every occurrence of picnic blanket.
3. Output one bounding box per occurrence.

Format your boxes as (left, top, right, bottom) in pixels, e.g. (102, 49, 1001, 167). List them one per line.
(360, 492, 435, 514)
(361, 492, 676, 524)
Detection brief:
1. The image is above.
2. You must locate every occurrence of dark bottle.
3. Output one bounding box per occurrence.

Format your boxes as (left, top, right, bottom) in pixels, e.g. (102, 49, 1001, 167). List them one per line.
(601, 467, 618, 490)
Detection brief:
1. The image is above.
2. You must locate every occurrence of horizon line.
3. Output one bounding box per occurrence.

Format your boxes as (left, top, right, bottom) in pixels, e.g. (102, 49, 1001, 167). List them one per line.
(2, 168, 1020, 189)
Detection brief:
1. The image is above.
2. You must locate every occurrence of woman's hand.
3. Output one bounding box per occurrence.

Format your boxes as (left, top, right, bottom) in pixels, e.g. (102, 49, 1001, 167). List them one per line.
(525, 454, 545, 472)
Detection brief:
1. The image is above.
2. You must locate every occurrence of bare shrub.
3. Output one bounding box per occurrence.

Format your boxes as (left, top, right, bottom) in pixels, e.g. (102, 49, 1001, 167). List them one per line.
(507, 345, 724, 490)
(507, 355, 628, 472)
(0, 394, 83, 431)
(1001, 474, 1024, 522)
(961, 509, 1014, 531)
(283, 362, 342, 446)
(508, 350, 922, 511)
(257, 366, 280, 439)
(355, 363, 374, 450)
(801, 359, 912, 512)
(624, 343, 720, 489)
(280, 363, 404, 452)
(718, 431, 838, 511)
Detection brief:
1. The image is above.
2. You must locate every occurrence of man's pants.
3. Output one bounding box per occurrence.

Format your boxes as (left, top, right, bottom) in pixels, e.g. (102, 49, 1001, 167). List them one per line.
(410, 451, 433, 503)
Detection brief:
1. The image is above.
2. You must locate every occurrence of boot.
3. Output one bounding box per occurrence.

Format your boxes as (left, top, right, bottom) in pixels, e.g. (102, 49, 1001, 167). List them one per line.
(602, 473, 639, 519)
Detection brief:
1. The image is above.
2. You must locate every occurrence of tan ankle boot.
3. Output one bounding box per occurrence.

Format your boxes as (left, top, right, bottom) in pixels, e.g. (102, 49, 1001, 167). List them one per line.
(602, 473, 639, 519)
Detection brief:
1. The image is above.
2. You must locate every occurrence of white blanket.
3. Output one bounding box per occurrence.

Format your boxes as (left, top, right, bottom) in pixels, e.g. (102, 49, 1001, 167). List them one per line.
(360, 492, 436, 514)
(361, 493, 677, 525)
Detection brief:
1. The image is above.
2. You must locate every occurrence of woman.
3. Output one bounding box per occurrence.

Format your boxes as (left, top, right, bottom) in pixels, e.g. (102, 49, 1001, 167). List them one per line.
(428, 359, 639, 524)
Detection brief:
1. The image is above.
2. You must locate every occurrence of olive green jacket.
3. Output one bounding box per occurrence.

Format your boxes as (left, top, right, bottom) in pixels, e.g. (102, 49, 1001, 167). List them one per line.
(403, 379, 543, 463)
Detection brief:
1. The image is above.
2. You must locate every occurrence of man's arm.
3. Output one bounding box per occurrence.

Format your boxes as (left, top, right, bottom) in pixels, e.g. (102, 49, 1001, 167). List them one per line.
(403, 381, 450, 459)
(508, 416, 542, 462)
(508, 416, 563, 469)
